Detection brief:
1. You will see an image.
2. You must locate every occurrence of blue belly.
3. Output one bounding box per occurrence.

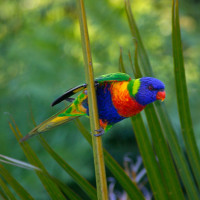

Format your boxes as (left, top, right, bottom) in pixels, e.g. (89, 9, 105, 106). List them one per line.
(82, 84, 125, 124)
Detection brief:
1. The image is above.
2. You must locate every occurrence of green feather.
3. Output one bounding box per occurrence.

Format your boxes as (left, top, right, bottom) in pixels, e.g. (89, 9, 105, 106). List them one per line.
(95, 72, 131, 83)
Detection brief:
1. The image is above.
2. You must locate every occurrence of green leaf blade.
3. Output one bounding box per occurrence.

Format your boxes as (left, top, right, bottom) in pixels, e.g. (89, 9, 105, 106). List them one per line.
(52, 178, 82, 200)
(125, 0, 153, 76)
(75, 119, 145, 200)
(125, 0, 199, 198)
(0, 164, 33, 200)
(0, 177, 17, 200)
(128, 19, 184, 199)
(123, 45, 169, 200)
(155, 102, 199, 200)
(39, 135, 97, 200)
(144, 104, 184, 199)
(172, 0, 200, 190)
(9, 122, 66, 200)
(131, 114, 169, 200)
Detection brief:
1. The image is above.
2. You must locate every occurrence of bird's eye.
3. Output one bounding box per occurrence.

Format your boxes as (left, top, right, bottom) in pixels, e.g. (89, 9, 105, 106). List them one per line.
(148, 85, 154, 90)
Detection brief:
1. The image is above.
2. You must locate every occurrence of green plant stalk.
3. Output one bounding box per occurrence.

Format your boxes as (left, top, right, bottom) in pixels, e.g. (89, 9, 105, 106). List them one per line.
(133, 41, 141, 78)
(51, 177, 82, 200)
(133, 41, 184, 199)
(131, 115, 169, 200)
(128, 50, 136, 75)
(30, 103, 96, 199)
(0, 177, 17, 200)
(0, 189, 9, 200)
(154, 102, 199, 200)
(145, 105, 184, 199)
(9, 118, 85, 199)
(126, 0, 199, 198)
(76, 0, 108, 199)
(134, 49, 184, 198)
(119, 47, 126, 73)
(39, 135, 97, 200)
(9, 122, 66, 200)
(121, 47, 169, 200)
(125, 0, 153, 76)
(172, 0, 200, 189)
(120, 49, 172, 199)
(0, 163, 33, 200)
(134, 41, 198, 199)
(75, 119, 145, 200)
(130, 45, 171, 200)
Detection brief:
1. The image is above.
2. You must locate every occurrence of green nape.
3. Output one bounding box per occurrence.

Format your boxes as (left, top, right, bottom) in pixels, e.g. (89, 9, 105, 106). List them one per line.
(132, 79, 140, 96)
(127, 79, 141, 98)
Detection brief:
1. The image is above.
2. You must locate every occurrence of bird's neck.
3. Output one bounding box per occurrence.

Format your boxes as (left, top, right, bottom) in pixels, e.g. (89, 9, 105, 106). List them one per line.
(110, 82, 145, 117)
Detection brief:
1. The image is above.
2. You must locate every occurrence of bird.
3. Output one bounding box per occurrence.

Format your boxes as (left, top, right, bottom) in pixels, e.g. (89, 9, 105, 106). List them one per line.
(21, 72, 165, 142)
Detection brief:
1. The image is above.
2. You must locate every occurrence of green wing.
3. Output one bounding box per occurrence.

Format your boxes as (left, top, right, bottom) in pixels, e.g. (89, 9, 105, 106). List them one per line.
(95, 72, 131, 83)
(52, 73, 131, 106)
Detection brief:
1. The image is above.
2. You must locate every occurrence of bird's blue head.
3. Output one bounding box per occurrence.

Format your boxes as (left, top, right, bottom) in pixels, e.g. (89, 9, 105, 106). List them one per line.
(128, 77, 165, 106)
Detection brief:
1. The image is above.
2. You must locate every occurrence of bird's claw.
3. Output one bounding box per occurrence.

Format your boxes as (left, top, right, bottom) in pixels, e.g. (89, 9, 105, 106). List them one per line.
(93, 127, 105, 137)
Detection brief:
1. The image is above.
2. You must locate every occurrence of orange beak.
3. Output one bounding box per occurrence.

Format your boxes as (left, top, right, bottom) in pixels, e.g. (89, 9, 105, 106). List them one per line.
(156, 91, 166, 102)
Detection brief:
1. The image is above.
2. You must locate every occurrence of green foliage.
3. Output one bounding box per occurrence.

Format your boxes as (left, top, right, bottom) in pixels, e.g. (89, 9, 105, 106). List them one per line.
(1, 0, 200, 199)
(172, 0, 200, 190)
(0, 176, 17, 200)
(9, 121, 67, 199)
(39, 135, 97, 200)
(75, 119, 145, 199)
(125, 0, 199, 199)
(0, 163, 33, 200)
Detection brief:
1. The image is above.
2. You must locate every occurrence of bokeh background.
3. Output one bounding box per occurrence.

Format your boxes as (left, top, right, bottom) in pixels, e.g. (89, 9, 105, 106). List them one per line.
(1, 0, 200, 198)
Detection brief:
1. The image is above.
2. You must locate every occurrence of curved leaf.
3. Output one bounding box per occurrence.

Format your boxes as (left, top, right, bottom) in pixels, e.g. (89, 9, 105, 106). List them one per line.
(9, 121, 66, 200)
(52, 177, 82, 200)
(0, 164, 33, 200)
(0, 177, 17, 200)
(172, 0, 200, 189)
(125, 0, 199, 199)
(75, 119, 145, 200)
(39, 135, 97, 200)
(131, 114, 169, 200)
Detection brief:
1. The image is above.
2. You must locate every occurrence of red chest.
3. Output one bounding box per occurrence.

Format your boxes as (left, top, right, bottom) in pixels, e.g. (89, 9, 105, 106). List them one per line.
(110, 82, 145, 117)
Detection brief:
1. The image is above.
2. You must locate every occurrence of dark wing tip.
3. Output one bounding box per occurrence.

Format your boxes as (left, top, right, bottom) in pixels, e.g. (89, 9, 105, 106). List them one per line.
(51, 84, 87, 107)
(51, 93, 68, 107)
(51, 99, 59, 107)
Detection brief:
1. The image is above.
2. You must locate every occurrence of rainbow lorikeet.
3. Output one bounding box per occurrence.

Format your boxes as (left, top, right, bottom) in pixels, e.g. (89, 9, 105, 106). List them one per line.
(21, 73, 165, 141)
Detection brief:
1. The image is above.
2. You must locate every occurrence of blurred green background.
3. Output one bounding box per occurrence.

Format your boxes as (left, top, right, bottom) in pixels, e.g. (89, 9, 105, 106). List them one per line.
(1, 0, 200, 198)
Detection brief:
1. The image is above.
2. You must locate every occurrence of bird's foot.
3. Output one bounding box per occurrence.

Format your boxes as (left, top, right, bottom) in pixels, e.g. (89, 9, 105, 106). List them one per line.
(93, 127, 105, 137)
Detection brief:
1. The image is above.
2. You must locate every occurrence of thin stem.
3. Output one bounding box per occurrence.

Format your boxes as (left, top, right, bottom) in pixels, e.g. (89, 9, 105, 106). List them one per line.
(76, 0, 108, 199)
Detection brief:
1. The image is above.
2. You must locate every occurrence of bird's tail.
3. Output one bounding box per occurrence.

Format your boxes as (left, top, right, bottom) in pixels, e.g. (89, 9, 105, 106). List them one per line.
(20, 103, 86, 142)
